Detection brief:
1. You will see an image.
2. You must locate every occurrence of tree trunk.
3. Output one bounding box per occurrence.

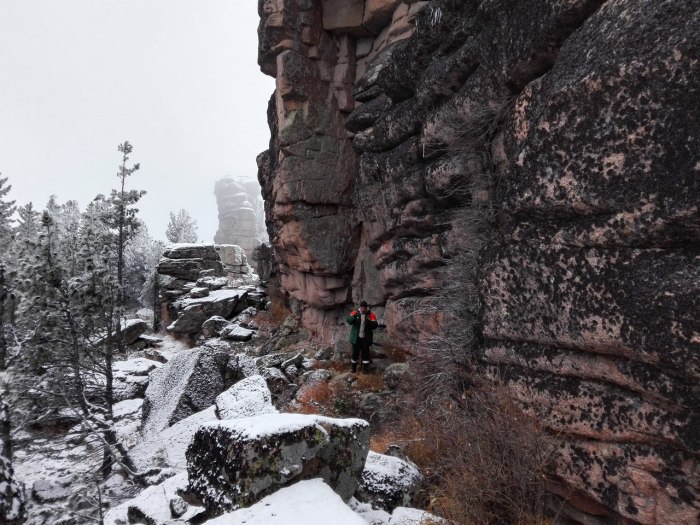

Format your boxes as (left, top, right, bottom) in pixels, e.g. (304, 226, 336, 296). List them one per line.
(0, 266, 6, 371)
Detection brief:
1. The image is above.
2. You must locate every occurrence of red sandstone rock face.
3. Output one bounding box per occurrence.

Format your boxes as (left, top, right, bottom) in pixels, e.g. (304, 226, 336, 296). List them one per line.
(257, 0, 699, 521)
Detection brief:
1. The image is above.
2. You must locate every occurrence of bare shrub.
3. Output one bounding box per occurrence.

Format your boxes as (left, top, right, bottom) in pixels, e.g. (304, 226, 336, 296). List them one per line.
(379, 381, 557, 524)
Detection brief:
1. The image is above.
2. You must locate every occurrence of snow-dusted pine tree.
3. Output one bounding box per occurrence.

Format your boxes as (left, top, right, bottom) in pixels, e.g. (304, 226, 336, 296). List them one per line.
(165, 208, 198, 243)
(0, 175, 15, 371)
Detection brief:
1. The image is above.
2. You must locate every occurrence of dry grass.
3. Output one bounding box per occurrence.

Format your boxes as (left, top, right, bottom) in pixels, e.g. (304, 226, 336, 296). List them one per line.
(269, 296, 291, 324)
(311, 360, 347, 373)
(292, 381, 342, 416)
(353, 371, 385, 392)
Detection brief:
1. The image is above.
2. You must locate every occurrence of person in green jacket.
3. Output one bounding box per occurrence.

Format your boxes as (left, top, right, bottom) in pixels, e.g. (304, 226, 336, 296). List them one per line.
(346, 300, 378, 373)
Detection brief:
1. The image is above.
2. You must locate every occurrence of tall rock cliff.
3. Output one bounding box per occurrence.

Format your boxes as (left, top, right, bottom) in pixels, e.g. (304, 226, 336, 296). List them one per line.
(257, 0, 699, 522)
(214, 177, 268, 256)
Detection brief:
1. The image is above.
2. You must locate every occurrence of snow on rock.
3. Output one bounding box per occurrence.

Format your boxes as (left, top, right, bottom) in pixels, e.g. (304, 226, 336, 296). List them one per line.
(260, 366, 290, 397)
(348, 497, 392, 525)
(113, 375, 150, 402)
(112, 358, 162, 402)
(113, 398, 144, 421)
(122, 318, 149, 345)
(104, 472, 205, 525)
(142, 348, 229, 437)
(207, 478, 367, 525)
(220, 324, 254, 341)
(389, 507, 448, 525)
(31, 479, 72, 503)
(114, 358, 161, 378)
(167, 289, 248, 334)
(0, 402, 27, 524)
(357, 451, 423, 511)
(190, 286, 210, 298)
(129, 406, 217, 471)
(186, 413, 370, 513)
(214, 375, 278, 420)
(201, 315, 229, 337)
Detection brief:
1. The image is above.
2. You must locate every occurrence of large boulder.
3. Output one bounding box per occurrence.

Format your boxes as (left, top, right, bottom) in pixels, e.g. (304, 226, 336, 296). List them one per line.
(356, 451, 422, 511)
(167, 288, 248, 334)
(141, 348, 229, 436)
(121, 319, 149, 345)
(214, 375, 277, 420)
(186, 413, 370, 513)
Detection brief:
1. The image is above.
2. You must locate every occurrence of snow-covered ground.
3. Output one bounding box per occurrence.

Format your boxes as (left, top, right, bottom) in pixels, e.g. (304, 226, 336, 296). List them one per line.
(12, 328, 441, 525)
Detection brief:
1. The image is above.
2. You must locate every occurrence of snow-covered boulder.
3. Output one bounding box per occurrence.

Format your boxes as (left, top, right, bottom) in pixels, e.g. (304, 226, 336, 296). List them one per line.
(167, 288, 248, 334)
(142, 348, 229, 436)
(114, 358, 160, 378)
(357, 451, 423, 511)
(220, 324, 254, 341)
(201, 315, 229, 337)
(215, 375, 278, 420)
(130, 406, 217, 472)
(186, 413, 370, 513)
(122, 318, 149, 345)
(104, 472, 205, 525)
(207, 478, 367, 525)
(113, 398, 144, 422)
(112, 358, 162, 402)
(1, 403, 26, 524)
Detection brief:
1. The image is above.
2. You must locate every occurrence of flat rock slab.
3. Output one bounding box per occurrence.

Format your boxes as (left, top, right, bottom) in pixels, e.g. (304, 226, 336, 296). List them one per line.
(186, 413, 370, 513)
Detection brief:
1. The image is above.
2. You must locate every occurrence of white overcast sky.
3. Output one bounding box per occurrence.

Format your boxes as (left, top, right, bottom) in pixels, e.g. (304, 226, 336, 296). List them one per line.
(0, 0, 275, 242)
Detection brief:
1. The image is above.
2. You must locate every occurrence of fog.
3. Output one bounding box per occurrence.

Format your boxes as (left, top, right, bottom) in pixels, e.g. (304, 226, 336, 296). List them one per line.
(0, 0, 275, 241)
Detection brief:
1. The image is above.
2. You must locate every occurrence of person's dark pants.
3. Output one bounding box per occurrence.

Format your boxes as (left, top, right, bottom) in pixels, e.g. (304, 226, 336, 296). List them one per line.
(351, 337, 371, 372)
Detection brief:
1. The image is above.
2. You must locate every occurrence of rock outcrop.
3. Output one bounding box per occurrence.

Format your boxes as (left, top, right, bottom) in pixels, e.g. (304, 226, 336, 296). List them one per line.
(257, 0, 700, 522)
(214, 178, 268, 257)
(157, 243, 254, 334)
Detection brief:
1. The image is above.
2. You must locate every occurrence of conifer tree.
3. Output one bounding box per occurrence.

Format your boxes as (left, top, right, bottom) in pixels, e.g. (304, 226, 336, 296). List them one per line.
(0, 176, 15, 371)
(165, 208, 198, 243)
